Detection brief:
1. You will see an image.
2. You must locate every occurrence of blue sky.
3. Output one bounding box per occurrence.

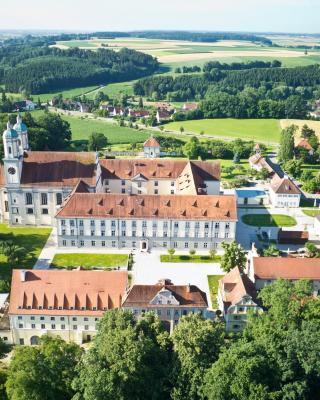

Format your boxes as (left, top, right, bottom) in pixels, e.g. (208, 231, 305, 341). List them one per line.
(2, 0, 319, 33)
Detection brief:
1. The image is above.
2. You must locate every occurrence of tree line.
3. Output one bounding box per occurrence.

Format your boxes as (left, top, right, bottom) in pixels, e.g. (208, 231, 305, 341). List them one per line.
(0, 41, 159, 94)
(203, 60, 282, 72)
(1, 278, 319, 400)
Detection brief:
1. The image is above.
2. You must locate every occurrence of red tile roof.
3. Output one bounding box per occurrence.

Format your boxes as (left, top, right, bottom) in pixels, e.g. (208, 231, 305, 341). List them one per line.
(9, 269, 128, 316)
(100, 159, 220, 182)
(249, 154, 274, 173)
(20, 151, 97, 187)
(56, 193, 237, 221)
(122, 281, 208, 308)
(252, 257, 320, 280)
(143, 136, 161, 148)
(219, 267, 258, 312)
(270, 176, 301, 195)
(296, 139, 313, 151)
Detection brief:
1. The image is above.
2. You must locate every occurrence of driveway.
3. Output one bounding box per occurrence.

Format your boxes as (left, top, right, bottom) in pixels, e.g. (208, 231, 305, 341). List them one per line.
(132, 250, 224, 309)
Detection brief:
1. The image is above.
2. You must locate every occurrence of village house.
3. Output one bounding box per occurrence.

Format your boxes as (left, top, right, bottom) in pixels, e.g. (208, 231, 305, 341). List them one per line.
(182, 103, 198, 111)
(295, 138, 314, 156)
(156, 110, 171, 123)
(128, 109, 150, 119)
(248, 144, 274, 175)
(122, 279, 209, 332)
(269, 175, 301, 208)
(0, 269, 128, 345)
(13, 100, 36, 112)
(217, 267, 263, 332)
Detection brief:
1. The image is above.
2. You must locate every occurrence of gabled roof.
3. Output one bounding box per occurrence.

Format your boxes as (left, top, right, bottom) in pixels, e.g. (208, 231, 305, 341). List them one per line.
(252, 257, 320, 280)
(296, 139, 313, 151)
(122, 281, 208, 308)
(248, 154, 274, 173)
(143, 136, 161, 148)
(270, 176, 301, 195)
(20, 151, 97, 187)
(56, 193, 237, 221)
(219, 267, 258, 313)
(9, 269, 128, 316)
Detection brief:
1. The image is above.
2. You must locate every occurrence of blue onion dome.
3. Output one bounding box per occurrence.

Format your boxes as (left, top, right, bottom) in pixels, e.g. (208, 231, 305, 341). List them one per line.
(13, 115, 27, 132)
(3, 121, 18, 139)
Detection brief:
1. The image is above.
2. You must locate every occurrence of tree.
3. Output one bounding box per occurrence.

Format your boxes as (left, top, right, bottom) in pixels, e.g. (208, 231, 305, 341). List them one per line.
(278, 125, 296, 163)
(220, 241, 247, 272)
(179, 126, 184, 134)
(300, 169, 314, 182)
(73, 310, 171, 400)
(208, 249, 216, 260)
(0, 241, 25, 264)
(305, 242, 319, 258)
(171, 314, 225, 400)
(6, 335, 82, 400)
(167, 248, 175, 260)
(283, 159, 303, 178)
(189, 249, 196, 256)
(262, 244, 280, 257)
(37, 112, 71, 150)
(183, 136, 202, 159)
(138, 97, 144, 108)
(88, 132, 108, 151)
(257, 167, 270, 181)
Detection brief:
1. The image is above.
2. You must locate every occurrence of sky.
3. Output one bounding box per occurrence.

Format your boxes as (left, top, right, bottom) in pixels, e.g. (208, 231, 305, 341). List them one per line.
(1, 0, 320, 33)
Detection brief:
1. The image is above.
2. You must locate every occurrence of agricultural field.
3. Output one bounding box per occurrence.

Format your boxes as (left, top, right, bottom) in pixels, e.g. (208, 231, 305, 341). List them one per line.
(280, 119, 320, 140)
(86, 80, 135, 99)
(61, 114, 151, 144)
(54, 37, 320, 72)
(34, 85, 101, 102)
(165, 118, 282, 144)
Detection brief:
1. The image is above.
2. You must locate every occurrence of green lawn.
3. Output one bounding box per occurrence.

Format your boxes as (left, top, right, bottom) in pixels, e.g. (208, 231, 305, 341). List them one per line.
(86, 80, 135, 99)
(0, 224, 51, 281)
(33, 85, 101, 102)
(51, 253, 128, 269)
(241, 214, 297, 227)
(302, 209, 320, 217)
(160, 254, 221, 263)
(61, 115, 151, 144)
(207, 275, 223, 309)
(165, 119, 282, 144)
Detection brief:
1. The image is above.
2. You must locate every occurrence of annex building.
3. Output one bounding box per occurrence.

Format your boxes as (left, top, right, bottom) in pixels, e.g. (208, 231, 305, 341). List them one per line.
(1, 117, 237, 250)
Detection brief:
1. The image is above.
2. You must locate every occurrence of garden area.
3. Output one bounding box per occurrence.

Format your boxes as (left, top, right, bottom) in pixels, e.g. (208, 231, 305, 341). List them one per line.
(51, 253, 128, 270)
(160, 250, 221, 263)
(241, 214, 297, 227)
(0, 224, 51, 282)
(207, 275, 223, 309)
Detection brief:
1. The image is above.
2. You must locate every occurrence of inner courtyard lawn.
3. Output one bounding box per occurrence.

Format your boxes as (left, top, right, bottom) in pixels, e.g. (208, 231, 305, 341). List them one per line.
(0, 224, 51, 281)
(241, 214, 297, 227)
(207, 275, 223, 309)
(302, 209, 320, 217)
(160, 254, 221, 263)
(51, 253, 128, 269)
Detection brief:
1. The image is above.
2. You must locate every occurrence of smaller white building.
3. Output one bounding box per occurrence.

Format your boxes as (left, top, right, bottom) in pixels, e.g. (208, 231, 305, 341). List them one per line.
(269, 175, 301, 208)
(143, 136, 161, 158)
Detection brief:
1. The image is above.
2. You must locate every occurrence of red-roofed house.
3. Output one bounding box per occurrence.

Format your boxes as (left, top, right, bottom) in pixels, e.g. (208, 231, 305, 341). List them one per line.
(296, 139, 314, 155)
(143, 136, 161, 158)
(269, 175, 301, 207)
(0, 269, 128, 345)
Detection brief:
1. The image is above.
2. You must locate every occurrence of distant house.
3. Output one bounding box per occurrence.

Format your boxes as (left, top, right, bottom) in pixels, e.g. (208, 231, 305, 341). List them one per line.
(183, 103, 198, 111)
(155, 102, 174, 111)
(143, 136, 161, 158)
(13, 100, 36, 112)
(295, 138, 314, 155)
(217, 267, 263, 332)
(79, 103, 90, 113)
(269, 175, 301, 208)
(128, 109, 150, 119)
(99, 104, 125, 117)
(248, 144, 274, 174)
(156, 110, 171, 123)
(122, 279, 209, 332)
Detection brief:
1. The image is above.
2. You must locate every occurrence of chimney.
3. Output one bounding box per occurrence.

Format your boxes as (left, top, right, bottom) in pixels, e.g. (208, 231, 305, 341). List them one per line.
(20, 270, 26, 282)
(186, 283, 191, 293)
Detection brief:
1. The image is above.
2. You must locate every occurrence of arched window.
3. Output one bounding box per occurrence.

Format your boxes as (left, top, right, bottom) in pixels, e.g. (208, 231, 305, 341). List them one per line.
(30, 336, 40, 345)
(8, 146, 12, 154)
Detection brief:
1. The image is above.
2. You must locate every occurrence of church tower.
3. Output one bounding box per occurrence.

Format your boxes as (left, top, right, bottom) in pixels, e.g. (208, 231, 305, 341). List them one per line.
(13, 114, 29, 153)
(2, 121, 23, 185)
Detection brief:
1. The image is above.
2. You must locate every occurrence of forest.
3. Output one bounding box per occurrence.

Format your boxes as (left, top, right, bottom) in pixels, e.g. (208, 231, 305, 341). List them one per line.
(0, 42, 159, 94)
(1, 279, 320, 400)
(134, 64, 320, 119)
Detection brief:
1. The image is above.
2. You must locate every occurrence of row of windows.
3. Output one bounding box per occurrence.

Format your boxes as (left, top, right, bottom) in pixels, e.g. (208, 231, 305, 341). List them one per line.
(61, 220, 230, 230)
(25, 192, 62, 206)
(105, 180, 175, 187)
(62, 240, 219, 249)
(17, 316, 99, 322)
(18, 323, 96, 331)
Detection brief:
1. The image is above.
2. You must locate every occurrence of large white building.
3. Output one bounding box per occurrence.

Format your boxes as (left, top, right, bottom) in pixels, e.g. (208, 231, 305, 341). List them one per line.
(269, 175, 301, 208)
(56, 190, 237, 251)
(0, 269, 128, 345)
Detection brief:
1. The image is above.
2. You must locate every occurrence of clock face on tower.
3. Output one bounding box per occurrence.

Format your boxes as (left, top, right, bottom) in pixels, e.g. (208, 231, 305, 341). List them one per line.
(8, 167, 16, 175)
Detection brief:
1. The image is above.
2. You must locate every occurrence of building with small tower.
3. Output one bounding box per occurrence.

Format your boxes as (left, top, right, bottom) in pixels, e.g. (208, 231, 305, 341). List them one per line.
(143, 136, 161, 158)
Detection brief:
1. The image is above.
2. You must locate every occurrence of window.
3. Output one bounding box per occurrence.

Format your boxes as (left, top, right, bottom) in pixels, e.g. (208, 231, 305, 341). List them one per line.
(142, 221, 147, 228)
(62, 229, 66, 235)
(138, 190, 142, 194)
(163, 222, 168, 228)
(30, 316, 35, 320)
(31, 324, 35, 329)
(111, 220, 116, 227)
(90, 220, 95, 226)
(60, 317, 65, 321)
(121, 188, 125, 194)
(152, 221, 157, 228)
(164, 231, 168, 237)
(153, 230, 157, 237)
(121, 221, 126, 227)
(204, 243, 208, 248)
(214, 232, 219, 238)
(79, 220, 83, 226)
(226, 223, 230, 230)
(154, 181, 158, 186)
(112, 241, 116, 247)
(4, 201, 8, 213)
(61, 220, 66, 226)
(205, 223, 209, 229)
(132, 241, 136, 247)
(215, 222, 220, 229)
(71, 240, 75, 246)
(19, 338, 24, 345)
(184, 242, 189, 248)
(132, 231, 136, 237)
(18, 316, 22, 320)
(171, 181, 175, 186)
(163, 242, 167, 248)
(111, 230, 115, 236)
(18, 323, 23, 328)
(56, 193, 62, 205)
(171, 190, 174, 195)
(70, 220, 75, 227)
(80, 230, 84, 236)
(185, 222, 190, 229)
(91, 241, 95, 247)
(25, 192, 33, 205)
(138, 181, 142, 188)
(41, 324, 45, 329)
(174, 222, 179, 228)
(173, 242, 178, 248)
(154, 189, 158, 194)
(62, 240, 67, 246)
(195, 222, 200, 229)
(40, 317, 45, 321)
(26, 208, 33, 214)
(122, 230, 126, 237)
(80, 240, 84, 247)
(102, 241, 105, 247)
(51, 324, 56, 329)
(71, 229, 74, 235)
(41, 208, 48, 215)
(41, 193, 48, 205)
(100, 220, 105, 227)
(132, 221, 137, 228)
(50, 317, 55, 321)
(225, 232, 229, 238)
(61, 324, 65, 330)
(121, 180, 125, 186)
(73, 325, 77, 330)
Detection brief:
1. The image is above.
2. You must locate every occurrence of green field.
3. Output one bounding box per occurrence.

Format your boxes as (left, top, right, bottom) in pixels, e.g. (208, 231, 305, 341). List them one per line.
(241, 214, 297, 227)
(51, 253, 128, 269)
(34, 85, 101, 102)
(60, 115, 151, 144)
(0, 224, 51, 281)
(207, 275, 223, 309)
(165, 119, 282, 144)
(160, 254, 221, 263)
(87, 81, 135, 99)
